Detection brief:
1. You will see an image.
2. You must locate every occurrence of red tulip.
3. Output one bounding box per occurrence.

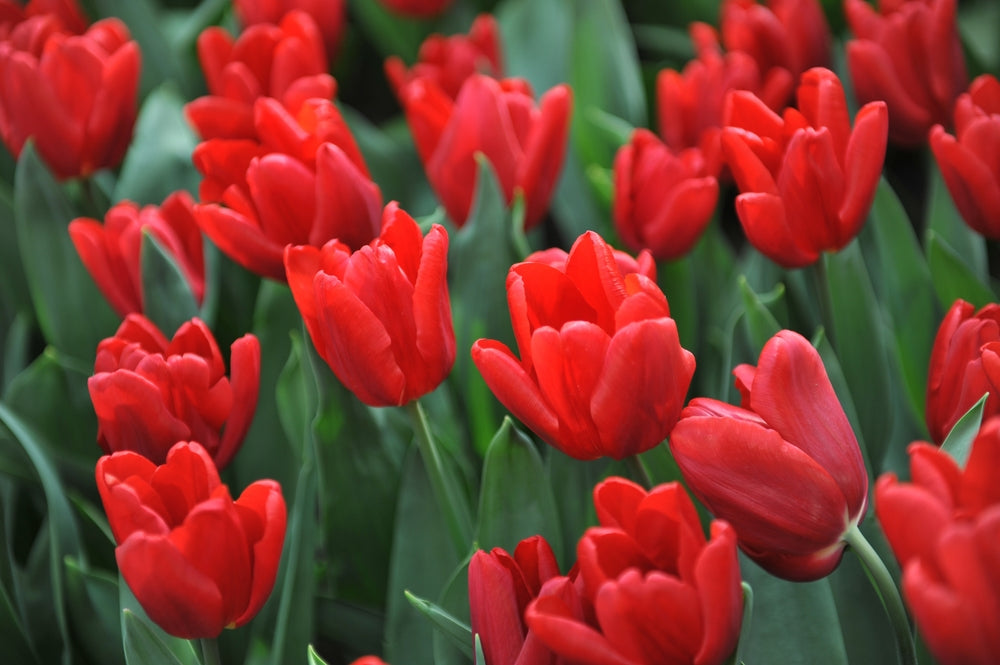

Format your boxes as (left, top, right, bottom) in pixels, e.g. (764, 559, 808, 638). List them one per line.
(523, 243, 656, 283)
(385, 13, 502, 101)
(471, 231, 695, 460)
(0, 16, 139, 178)
(284, 202, 455, 407)
(400, 73, 571, 230)
(376, 0, 452, 18)
(525, 478, 743, 665)
(69, 191, 205, 317)
(845, 0, 967, 147)
(656, 23, 790, 180)
(349, 659, 390, 665)
(613, 128, 719, 261)
(468, 535, 563, 665)
(925, 299, 1000, 445)
(670, 330, 869, 581)
(721, 67, 888, 268)
(233, 0, 345, 61)
(193, 94, 382, 281)
(0, 0, 87, 37)
(185, 10, 333, 140)
(930, 74, 1000, 239)
(875, 419, 1000, 665)
(88, 315, 260, 469)
(96, 441, 285, 639)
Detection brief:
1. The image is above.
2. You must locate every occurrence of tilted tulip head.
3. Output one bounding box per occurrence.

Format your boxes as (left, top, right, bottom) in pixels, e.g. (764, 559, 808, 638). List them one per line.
(670, 330, 869, 581)
(96, 441, 286, 639)
(472, 230, 695, 460)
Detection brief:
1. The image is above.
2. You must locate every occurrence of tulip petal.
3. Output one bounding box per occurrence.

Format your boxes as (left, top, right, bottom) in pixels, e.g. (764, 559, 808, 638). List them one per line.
(232, 480, 286, 627)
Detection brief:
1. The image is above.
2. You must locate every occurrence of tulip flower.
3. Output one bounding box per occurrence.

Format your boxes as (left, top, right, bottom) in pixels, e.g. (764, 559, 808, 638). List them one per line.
(385, 14, 502, 101)
(524, 243, 656, 282)
(472, 230, 695, 460)
(349, 659, 390, 665)
(613, 128, 719, 260)
(468, 535, 563, 665)
(284, 202, 455, 407)
(925, 299, 1000, 445)
(69, 191, 205, 318)
(525, 478, 743, 665)
(88, 315, 260, 469)
(876, 419, 1000, 665)
(670, 329, 869, 581)
(377, 0, 452, 18)
(185, 10, 333, 140)
(845, 0, 967, 147)
(0, 0, 87, 37)
(96, 441, 285, 639)
(930, 74, 1000, 239)
(400, 73, 571, 230)
(233, 0, 345, 61)
(0, 17, 139, 179)
(721, 67, 888, 268)
(193, 95, 382, 281)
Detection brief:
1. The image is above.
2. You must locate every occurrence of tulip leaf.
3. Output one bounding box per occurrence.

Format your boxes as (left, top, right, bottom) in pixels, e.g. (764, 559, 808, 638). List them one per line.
(404, 590, 473, 659)
(2, 312, 34, 395)
(64, 558, 124, 665)
(14, 143, 119, 362)
(140, 231, 199, 338)
(121, 610, 189, 665)
(926, 231, 996, 309)
(727, 582, 754, 665)
(941, 393, 988, 469)
(0, 574, 39, 665)
(926, 157, 989, 282)
(738, 276, 784, 356)
(349, 0, 425, 62)
(307, 645, 332, 665)
(0, 184, 31, 318)
(497, 0, 572, 96)
(313, 598, 385, 658)
(865, 179, 936, 423)
(114, 84, 201, 205)
(431, 558, 474, 665)
(475, 417, 564, 561)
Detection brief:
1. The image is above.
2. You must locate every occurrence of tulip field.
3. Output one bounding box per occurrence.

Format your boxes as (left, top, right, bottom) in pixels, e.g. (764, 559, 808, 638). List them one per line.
(1, 0, 1000, 664)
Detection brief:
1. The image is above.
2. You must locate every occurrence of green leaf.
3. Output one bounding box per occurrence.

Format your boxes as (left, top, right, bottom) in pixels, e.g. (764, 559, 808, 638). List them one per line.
(0, 183, 30, 317)
(405, 590, 473, 659)
(926, 162, 990, 285)
(64, 559, 124, 665)
(0, 573, 39, 665)
(121, 610, 189, 665)
(13, 143, 119, 361)
(140, 231, 200, 337)
(350, 0, 426, 61)
(497, 0, 572, 95)
(926, 230, 996, 309)
(475, 417, 563, 559)
(940, 393, 988, 468)
(307, 645, 331, 665)
(314, 598, 385, 658)
(738, 276, 784, 356)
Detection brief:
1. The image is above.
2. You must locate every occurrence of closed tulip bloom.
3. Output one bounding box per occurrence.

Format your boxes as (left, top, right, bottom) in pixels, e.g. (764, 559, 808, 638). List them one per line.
(377, 0, 452, 18)
(284, 202, 455, 407)
(0, 0, 87, 37)
(88, 315, 260, 469)
(472, 231, 695, 460)
(186, 10, 333, 140)
(0, 17, 139, 178)
(875, 419, 1000, 665)
(400, 73, 571, 230)
(69, 191, 205, 317)
(234, 0, 345, 61)
(670, 330, 869, 581)
(845, 0, 967, 147)
(96, 441, 285, 639)
(385, 14, 502, 101)
(721, 67, 888, 268)
(925, 299, 1000, 445)
(930, 75, 1000, 239)
(468, 535, 563, 665)
(525, 479, 743, 665)
(613, 128, 719, 261)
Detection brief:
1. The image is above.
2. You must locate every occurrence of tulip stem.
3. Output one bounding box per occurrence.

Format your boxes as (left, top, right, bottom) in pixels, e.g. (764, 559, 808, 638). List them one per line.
(199, 638, 221, 665)
(625, 454, 653, 489)
(408, 400, 474, 557)
(844, 524, 916, 665)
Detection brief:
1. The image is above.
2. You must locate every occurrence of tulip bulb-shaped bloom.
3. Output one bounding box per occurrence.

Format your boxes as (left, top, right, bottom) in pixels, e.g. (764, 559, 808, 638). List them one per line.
(96, 441, 286, 639)
(876, 419, 1000, 665)
(721, 67, 888, 268)
(613, 128, 719, 260)
(472, 231, 695, 460)
(925, 299, 1000, 445)
(233, 0, 345, 61)
(400, 73, 571, 230)
(285, 202, 455, 407)
(670, 330, 869, 581)
(88, 315, 260, 469)
(930, 74, 1000, 239)
(69, 191, 205, 317)
(0, 16, 139, 178)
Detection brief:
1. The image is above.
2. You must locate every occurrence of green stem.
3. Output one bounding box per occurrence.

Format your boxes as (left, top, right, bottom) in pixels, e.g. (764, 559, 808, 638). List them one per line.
(844, 525, 917, 665)
(624, 454, 653, 489)
(407, 400, 474, 556)
(200, 638, 222, 665)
